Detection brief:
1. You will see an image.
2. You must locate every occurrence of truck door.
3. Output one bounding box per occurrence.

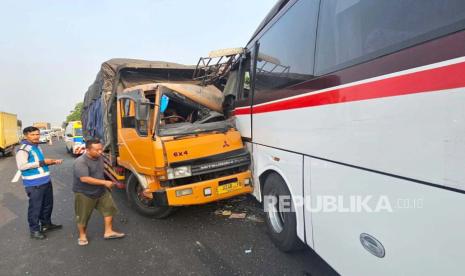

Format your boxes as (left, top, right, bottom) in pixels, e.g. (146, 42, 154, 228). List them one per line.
(117, 97, 156, 175)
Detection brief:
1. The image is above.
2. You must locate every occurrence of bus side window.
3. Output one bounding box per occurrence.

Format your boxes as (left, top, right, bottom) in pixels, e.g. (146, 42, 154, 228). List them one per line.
(315, 0, 465, 75)
(254, 0, 319, 95)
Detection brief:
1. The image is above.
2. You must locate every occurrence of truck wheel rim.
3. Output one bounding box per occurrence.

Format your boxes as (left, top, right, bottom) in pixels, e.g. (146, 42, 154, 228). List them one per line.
(135, 182, 153, 207)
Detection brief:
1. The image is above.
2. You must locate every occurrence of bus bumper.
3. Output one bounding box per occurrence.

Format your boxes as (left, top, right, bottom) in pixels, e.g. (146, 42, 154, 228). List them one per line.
(154, 170, 253, 206)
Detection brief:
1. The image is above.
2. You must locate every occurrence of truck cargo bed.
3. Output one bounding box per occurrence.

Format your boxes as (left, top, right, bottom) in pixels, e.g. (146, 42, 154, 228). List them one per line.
(0, 112, 19, 152)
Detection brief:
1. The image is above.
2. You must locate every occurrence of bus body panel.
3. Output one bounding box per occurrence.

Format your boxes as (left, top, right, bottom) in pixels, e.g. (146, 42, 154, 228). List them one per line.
(248, 59, 465, 191)
(226, 0, 465, 273)
(235, 109, 252, 139)
(309, 158, 465, 275)
(303, 156, 314, 249)
(253, 144, 307, 244)
(245, 142, 263, 200)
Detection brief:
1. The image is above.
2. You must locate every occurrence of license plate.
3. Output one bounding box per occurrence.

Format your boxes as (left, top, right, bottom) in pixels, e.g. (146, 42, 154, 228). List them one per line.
(218, 180, 241, 195)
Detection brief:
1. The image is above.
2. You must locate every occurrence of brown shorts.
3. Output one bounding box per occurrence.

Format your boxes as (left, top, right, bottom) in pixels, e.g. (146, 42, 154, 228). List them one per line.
(74, 191, 118, 226)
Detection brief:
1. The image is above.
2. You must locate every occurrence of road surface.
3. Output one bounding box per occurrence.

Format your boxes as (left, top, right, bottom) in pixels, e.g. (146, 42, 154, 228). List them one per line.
(0, 141, 337, 276)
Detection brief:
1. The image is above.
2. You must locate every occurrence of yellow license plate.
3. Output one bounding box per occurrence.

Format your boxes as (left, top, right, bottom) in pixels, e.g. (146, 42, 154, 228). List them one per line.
(217, 181, 241, 195)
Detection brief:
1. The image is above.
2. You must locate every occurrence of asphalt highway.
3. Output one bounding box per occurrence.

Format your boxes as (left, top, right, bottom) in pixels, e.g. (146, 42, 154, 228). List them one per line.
(0, 141, 337, 276)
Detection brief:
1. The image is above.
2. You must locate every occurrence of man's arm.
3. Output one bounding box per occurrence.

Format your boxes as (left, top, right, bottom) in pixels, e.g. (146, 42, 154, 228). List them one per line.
(80, 176, 113, 188)
(16, 150, 40, 171)
(16, 150, 62, 171)
(74, 161, 113, 189)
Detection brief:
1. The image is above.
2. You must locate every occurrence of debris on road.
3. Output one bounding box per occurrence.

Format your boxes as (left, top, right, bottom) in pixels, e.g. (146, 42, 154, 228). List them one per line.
(222, 210, 232, 216)
(246, 215, 264, 223)
(195, 240, 205, 251)
(229, 213, 246, 219)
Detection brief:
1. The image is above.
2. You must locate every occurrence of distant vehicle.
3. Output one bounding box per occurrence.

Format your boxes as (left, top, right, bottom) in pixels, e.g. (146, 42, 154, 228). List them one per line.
(64, 121, 84, 155)
(50, 127, 63, 138)
(39, 129, 51, 143)
(33, 122, 51, 130)
(0, 112, 20, 156)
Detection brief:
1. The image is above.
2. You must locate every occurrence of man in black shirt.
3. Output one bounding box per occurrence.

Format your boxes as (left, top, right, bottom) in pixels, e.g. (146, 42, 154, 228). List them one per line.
(73, 138, 125, 246)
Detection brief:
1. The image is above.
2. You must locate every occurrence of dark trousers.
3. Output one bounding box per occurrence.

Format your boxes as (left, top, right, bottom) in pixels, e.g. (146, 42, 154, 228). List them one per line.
(25, 182, 53, 232)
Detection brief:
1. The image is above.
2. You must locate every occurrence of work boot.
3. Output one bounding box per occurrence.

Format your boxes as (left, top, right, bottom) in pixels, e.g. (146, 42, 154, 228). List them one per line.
(30, 231, 46, 240)
(41, 223, 63, 232)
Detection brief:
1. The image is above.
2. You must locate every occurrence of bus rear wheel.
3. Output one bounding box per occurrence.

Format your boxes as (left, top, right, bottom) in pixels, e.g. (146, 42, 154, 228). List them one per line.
(263, 173, 304, 252)
(126, 174, 175, 219)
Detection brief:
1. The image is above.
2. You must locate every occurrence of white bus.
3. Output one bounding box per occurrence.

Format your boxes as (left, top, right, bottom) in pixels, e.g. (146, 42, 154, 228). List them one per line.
(218, 0, 465, 275)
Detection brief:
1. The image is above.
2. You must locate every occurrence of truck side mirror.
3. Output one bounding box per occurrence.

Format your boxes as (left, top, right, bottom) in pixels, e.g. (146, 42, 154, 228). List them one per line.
(136, 102, 150, 121)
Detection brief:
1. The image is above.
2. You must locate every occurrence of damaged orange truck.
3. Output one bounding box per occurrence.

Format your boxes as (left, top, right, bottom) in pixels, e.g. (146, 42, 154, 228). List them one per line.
(81, 59, 252, 217)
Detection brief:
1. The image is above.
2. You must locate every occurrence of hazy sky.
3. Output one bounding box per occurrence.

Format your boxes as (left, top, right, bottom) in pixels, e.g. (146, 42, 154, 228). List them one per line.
(0, 0, 276, 127)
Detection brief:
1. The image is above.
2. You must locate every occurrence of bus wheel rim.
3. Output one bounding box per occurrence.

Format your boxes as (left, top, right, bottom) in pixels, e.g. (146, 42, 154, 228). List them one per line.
(267, 194, 284, 233)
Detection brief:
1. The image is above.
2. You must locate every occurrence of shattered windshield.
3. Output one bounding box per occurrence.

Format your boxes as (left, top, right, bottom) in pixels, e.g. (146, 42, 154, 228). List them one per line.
(158, 91, 231, 137)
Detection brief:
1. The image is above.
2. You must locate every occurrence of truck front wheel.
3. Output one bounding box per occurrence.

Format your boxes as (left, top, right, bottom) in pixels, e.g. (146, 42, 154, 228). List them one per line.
(126, 174, 175, 218)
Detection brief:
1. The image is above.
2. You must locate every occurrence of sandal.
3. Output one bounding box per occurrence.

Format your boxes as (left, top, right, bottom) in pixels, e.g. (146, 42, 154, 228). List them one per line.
(104, 232, 125, 240)
(78, 239, 89, 246)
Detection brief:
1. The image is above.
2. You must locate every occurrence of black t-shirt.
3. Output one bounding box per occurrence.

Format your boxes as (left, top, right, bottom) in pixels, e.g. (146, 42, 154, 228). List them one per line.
(72, 154, 106, 198)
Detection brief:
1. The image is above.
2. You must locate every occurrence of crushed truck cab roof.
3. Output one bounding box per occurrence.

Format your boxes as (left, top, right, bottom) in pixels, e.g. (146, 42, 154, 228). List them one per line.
(122, 83, 224, 113)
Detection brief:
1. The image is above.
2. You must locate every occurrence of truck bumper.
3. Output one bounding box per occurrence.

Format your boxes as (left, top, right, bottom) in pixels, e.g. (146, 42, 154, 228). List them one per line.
(157, 170, 253, 206)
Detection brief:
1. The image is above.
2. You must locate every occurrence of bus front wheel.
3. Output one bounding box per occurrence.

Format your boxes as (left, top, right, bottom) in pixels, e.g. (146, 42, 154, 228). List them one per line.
(263, 173, 304, 252)
(126, 174, 175, 219)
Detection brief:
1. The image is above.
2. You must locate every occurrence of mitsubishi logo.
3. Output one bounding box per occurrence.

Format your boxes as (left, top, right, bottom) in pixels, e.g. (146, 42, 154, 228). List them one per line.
(223, 141, 230, 148)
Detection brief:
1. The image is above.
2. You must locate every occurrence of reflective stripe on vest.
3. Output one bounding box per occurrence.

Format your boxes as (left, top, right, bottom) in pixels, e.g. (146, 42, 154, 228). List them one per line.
(18, 143, 51, 186)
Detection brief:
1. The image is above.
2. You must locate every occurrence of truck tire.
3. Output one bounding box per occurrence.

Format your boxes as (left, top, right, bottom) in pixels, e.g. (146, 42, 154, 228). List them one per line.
(126, 174, 175, 218)
(3, 147, 13, 157)
(263, 173, 304, 252)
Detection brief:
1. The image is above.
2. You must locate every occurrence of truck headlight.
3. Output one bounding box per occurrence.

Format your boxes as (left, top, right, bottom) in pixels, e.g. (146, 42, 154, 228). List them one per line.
(167, 166, 192, 180)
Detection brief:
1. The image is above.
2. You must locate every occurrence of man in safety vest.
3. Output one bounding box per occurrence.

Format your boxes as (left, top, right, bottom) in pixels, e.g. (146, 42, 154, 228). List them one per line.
(15, 126, 63, 239)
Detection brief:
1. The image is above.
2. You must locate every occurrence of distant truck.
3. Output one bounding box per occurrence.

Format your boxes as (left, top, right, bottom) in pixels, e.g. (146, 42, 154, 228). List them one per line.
(33, 122, 51, 130)
(82, 59, 253, 218)
(0, 112, 20, 156)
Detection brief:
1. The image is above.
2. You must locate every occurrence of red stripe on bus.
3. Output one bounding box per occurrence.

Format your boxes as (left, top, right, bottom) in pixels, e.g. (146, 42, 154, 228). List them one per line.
(235, 61, 465, 115)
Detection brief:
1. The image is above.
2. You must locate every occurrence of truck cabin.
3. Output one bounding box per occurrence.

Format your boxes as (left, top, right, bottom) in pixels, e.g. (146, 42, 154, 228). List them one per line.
(118, 83, 231, 138)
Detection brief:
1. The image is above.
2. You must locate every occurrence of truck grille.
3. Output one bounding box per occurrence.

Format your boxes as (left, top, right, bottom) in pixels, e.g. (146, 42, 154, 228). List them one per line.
(162, 149, 251, 187)
(191, 155, 250, 175)
(161, 166, 249, 187)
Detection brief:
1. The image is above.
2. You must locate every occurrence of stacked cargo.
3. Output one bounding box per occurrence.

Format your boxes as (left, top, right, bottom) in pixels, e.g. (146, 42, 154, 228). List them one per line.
(81, 58, 196, 161)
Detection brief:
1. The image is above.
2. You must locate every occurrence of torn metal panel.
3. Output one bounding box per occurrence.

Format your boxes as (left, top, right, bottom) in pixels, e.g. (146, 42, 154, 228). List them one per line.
(124, 83, 223, 113)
